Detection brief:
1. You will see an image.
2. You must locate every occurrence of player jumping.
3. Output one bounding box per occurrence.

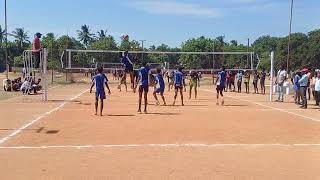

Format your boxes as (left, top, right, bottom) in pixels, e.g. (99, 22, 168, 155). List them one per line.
(120, 51, 135, 91)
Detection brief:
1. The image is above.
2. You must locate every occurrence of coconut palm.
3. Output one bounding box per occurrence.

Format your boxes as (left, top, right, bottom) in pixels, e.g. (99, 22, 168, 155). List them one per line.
(77, 25, 95, 46)
(12, 28, 29, 48)
(97, 29, 107, 39)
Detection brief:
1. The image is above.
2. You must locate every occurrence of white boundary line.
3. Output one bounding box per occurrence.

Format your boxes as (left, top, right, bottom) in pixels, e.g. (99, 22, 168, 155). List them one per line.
(0, 89, 89, 145)
(202, 89, 320, 123)
(1, 143, 320, 149)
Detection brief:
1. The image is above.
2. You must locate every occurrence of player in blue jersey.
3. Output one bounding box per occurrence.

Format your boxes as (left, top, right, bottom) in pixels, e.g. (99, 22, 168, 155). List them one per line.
(137, 62, 151, 113)
(153, 68, 167, 106)
(120, 51, 135, 91)
(215, 66, 226, 106)
(173, 67, 185, 106)
(90, 67, 111, 116)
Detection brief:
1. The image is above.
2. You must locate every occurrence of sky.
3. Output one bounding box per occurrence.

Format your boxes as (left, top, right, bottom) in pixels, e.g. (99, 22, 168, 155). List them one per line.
(0, 0, 319, 48)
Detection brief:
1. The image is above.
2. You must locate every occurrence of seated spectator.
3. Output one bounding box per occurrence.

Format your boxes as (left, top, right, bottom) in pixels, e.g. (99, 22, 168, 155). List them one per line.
(12, 77, 23, 91)
(20, 80, 31, 94)
(3, 79, 12, 91)
(31, 78, 42, 94)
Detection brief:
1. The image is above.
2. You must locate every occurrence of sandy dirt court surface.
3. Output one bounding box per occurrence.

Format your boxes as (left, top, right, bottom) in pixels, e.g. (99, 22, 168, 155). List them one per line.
(1, 73, 320, 179)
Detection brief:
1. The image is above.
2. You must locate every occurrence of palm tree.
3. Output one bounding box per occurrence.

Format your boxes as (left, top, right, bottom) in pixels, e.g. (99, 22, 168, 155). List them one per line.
(77, 25, 95, 46)
(0, 25, 5, 48)
(97, 29, 107, 39)
(12, 28, 29, 48)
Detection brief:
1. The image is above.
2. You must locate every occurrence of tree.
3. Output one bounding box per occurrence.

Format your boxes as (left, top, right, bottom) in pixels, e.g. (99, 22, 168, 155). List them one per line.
(230, 40, 238, 46)
(77, 25, 95, 47)
(307, 29, 320, 69)
(97, 29, 107, 39)
(0, 25, 5, 48)
(180, 36, 214, 69)
(88, 36, 118, 63)
(42, 33, 61, 70)
(12, 28, 30, 49)
(275, 33, 308, 70)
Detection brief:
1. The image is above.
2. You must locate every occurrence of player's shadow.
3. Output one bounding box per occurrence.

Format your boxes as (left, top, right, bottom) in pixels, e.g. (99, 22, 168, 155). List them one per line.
(47, 99, 82, 103)
(79, 102, 91, 106)
(181, 104, 208, 107)
(146, 112, 180, 116)
(46, 130, 59, 134)
(107, 114, 135, 117)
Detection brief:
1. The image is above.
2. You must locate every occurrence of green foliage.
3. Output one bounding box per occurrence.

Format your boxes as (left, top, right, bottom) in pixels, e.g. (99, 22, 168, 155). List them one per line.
(77, 25, 95, 46)
(88, 36, 118, 63)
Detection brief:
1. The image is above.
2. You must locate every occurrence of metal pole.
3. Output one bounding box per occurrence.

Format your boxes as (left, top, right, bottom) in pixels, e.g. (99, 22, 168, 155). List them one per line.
(251, 53, 254, 70)
(212, 41, 215, 70)
(68, 50, 72, 68)
(43, 49, 48, 101)
(270, 51, 274, 102)
(140, 40, 146, 61)
(247, 38, 250, 69)
(4, 0, 9, 79)
(286, 0, 294, 73)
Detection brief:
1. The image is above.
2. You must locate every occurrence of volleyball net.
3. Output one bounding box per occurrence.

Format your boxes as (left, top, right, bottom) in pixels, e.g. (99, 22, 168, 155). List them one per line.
(60, 49, 258, 74)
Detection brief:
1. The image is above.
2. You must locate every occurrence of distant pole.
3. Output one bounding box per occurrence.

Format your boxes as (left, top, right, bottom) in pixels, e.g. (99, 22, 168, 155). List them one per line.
(286, 0, 294, 73)
(270, 51, 275, 102)
(140, 40, 146, 61)
(247, 38, 250, 69)
(212, 41, 215, 70)
(4, 0, 9, 79)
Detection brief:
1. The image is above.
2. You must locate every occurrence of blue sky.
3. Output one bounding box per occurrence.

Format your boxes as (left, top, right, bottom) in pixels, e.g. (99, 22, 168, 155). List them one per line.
(0, 0, 319, 47)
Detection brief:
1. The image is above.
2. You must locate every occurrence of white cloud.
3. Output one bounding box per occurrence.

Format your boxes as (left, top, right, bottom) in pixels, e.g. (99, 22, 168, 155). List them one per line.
(128, 1, 221, 18)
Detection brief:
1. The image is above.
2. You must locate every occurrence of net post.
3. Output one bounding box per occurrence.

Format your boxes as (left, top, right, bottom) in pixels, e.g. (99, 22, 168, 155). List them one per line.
(269, 51, 274, 102)
(251, 52, 254, 70)
(43, 48, 48, 101)
(68, 50, 72, 69)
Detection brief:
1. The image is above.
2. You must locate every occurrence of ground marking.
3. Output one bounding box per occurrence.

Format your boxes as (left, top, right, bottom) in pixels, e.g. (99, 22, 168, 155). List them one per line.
(202, 89, 320, 122)
(0, 89, 89, 145)
(1, 143, 320, 149)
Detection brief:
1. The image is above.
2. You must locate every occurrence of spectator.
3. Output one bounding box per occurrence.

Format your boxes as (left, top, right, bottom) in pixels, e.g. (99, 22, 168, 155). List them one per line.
(253, 70, 260, 94)
(315, 72, 320, 106)
(307, 71, 313, 100)
(236, 70, 243, 93)
(32, 32, 42, 68)
(275, 66, 287, 102)
(298, 68, 309, 109)
(260, 69, 266, 95)
(293, 71, 302, 105)
(311, 74, 316, 101)
(22, 67, 26, 78)
(243, 71, 250, 94)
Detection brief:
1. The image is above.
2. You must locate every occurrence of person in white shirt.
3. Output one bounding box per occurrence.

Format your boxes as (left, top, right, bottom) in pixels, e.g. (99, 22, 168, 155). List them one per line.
(275, 65, 287, 102)
(314, 72, 320, 106)
(20, 80, 31, 94)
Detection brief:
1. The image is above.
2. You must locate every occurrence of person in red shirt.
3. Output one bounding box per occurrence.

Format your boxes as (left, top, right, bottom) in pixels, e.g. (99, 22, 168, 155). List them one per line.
(32, 32, 42, 68)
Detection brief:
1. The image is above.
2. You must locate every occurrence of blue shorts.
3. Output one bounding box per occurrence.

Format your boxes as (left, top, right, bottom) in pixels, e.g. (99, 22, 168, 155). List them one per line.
(155, 88, 164, 94)
(216, 85, 224, 91)
(125, 65, 134, 73)
(175, 84, 183, 90)
(95, 91, 106, 100)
